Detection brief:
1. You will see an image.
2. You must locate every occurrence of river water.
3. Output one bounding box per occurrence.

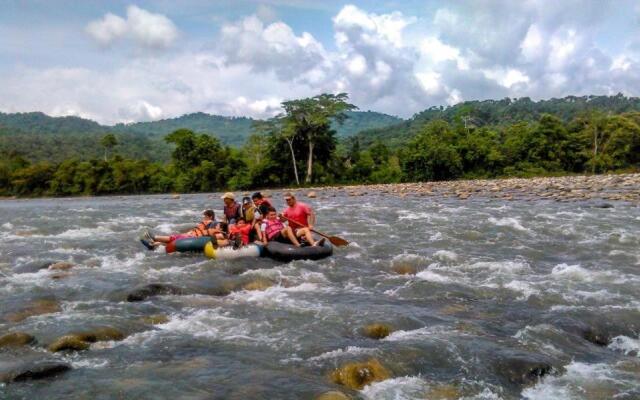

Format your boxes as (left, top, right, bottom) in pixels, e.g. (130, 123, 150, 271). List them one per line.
(0, 192, 639, 399)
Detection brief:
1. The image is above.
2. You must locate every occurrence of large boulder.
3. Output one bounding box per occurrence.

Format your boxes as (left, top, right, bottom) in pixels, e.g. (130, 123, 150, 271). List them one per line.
(0, 332, 35, 348)
(48, 327, 126, 352)
(126, 283, 184, 302)
(0, 352, 71, 383)
(330, 359, 390, 390)
(492, 350, 555, 385)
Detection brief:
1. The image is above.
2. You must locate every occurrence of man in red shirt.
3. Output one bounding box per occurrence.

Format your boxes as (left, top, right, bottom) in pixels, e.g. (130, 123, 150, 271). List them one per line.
(281, 192, 325, 246)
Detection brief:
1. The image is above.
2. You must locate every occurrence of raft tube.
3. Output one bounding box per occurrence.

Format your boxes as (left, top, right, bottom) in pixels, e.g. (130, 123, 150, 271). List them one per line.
(166, 236, 213, 254)
(264, 240, 333, 262)
(204, 242, 264, 260)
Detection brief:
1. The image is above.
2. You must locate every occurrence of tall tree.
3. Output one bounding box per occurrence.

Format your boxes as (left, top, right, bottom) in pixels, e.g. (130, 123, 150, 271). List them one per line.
(100, 133, 118, 162)
(281, 93, 357, 183)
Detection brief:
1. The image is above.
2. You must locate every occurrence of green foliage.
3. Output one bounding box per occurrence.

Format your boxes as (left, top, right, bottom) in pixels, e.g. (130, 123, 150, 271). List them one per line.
(2, 94, 640, 197)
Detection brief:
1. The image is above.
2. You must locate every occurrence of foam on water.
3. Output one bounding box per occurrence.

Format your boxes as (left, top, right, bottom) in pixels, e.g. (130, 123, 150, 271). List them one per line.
(608, 335, 640, 357)
(522, 362, 632, 400)
(307, 346, 377, 362)
(434, 250, 458, 262)
(504, 280, 540, 300)
(361, 376, 429, 400)
(488, 217, 529, 232)
(415, 270, 452, 283)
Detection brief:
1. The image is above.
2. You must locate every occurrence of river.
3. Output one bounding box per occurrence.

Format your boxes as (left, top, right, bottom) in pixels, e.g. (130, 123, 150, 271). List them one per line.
(1, 192, 639, 399)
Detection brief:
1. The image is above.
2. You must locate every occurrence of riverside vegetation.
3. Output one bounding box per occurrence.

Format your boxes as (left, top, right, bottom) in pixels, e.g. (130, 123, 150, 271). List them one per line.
(1, 93, 639, 197)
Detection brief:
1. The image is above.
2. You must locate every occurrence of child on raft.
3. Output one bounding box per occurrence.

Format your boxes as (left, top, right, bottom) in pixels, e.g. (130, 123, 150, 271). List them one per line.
(140, 209, 229, 250)
(228, 217, 261, 248)
(260, 207, 325, 247)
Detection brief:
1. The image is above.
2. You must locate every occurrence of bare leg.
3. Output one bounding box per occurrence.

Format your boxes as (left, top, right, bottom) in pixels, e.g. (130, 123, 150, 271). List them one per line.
(154, 235, 172, 243)
(282, 227, 301, 246)
(296, 227, 317, 246)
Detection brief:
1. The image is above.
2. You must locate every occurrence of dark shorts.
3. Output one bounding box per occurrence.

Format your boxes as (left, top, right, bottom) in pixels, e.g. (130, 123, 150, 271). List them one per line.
(271, 232, 292, 244)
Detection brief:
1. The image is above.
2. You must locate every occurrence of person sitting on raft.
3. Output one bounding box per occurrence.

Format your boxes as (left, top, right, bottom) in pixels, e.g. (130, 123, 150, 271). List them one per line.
(141, 209, 229, 250)
(239, 196, 263, 242)
(221, 192, 241, 224)
(281, 192, 324, 247)
(229, 217, 253, 248)
(251, 192, 273, 216)
(261, 207, 302, 247)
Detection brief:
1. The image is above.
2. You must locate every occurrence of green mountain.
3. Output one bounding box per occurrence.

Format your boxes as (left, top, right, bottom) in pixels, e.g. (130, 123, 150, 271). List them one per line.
(354, 93, 640, 148)
(0, 110, 402, 162)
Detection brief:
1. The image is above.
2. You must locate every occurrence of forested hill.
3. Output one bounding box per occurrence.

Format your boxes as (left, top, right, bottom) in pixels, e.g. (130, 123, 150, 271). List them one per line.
(0, 109, 401, 162)
(354, 94, 640, 147)
(0, 110, 401, 146)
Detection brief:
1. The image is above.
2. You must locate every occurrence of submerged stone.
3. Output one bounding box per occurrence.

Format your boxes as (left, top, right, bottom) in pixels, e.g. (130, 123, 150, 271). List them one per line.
(126, 283, 184, 302)
(0, 332, 35, 348)
(315, 390, 350, 400)
(139, 314, 169, 325)
(48, 261, 74, 271)
(0, 358, 71, 383)
(362, 323, 392, 340)
(330, 359, 390, 390)
(47, 335, 90, 352)
(242, 277, 275, 291)
(390, 262, 417, 275)
(425, 384, 463, 399)
(492, 351, 554, 385)
(5, 299, 61, 322)
(75, 327, 125, 342)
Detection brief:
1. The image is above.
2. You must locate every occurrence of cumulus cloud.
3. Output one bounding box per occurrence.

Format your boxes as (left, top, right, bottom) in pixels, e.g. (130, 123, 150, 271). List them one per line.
(3, 1, 640, 124)
(219, 15, 327, 80)
(86, 5, 178, 49)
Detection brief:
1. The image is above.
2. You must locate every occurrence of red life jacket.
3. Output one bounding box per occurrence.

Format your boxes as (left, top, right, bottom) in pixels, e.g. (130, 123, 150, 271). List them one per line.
(190, 221, 216, 237)
(263, 219, 284, 240)
(230, 223, 252, 244)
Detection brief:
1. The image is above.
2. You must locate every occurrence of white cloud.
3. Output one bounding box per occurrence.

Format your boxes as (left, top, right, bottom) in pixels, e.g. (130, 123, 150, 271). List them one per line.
(220, 15, 327, 79)
(3, 1, 640, 125)
(85, 5, 178, 50)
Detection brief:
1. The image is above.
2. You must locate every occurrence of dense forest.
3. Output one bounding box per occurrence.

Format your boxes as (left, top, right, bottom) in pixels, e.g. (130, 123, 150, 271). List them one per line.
(0, 110, 400, 162)
(1, 93, 639, 197)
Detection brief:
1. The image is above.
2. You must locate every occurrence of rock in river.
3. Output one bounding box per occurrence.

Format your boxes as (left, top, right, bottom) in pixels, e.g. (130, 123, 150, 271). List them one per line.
(0, 332, 36, 348)
(126, 283, 184, 302)
(361, 323, 392, 340)
(492, 350, 555, 385)
(0, 351, 71, 383)
(330, 358, 390, 390)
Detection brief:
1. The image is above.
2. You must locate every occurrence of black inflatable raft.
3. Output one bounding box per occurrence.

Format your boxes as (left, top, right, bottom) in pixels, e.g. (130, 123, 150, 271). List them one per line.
(264, 239, 333, 262)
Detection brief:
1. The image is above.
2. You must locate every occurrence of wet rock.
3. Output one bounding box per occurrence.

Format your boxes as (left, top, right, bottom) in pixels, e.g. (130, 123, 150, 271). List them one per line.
(315, 391, 351, 400)
(330, 359, 390, 390)
(47, 335, 90, 352)
(0, 332, 35, 348)
(0, 356, 71, 383)
(171, 194, 181, 199)
(361, 323, 392, 340)
(594, 203, 614, 209)
(126, 283, 184, 302)
(307, 191, 317, 198)
(425, 384, 463, 399)
(390, 262, 417, 275)
(13, 260, 57, 274)
(5, 299, 61, 322)
(48, 261, 74, 271)
(492, 350, 554, 385)
(582, 328, 611, 346)
(139, 314, 169, 325)
(242, 277, 275, 291)
(76, 327, 125, 342)
(51, 272, 71, 280)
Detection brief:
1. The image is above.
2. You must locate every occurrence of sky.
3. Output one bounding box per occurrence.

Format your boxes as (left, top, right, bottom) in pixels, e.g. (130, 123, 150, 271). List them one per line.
(1, 0, 639, 124)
